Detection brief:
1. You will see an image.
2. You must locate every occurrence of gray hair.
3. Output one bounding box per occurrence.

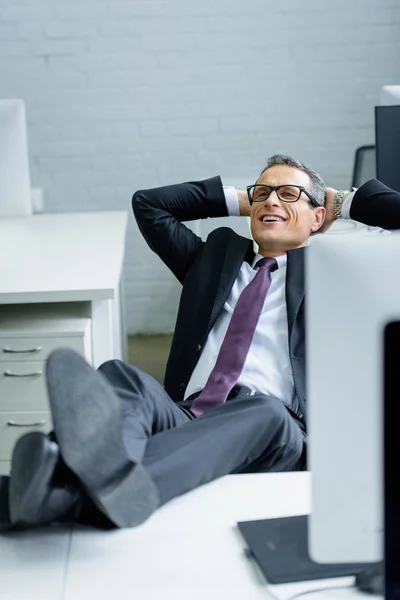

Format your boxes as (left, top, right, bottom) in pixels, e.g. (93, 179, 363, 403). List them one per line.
(260, 154, 326, 207)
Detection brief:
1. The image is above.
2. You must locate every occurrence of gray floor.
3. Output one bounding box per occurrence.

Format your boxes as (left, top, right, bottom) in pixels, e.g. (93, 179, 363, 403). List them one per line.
(127, 334, 173, 384)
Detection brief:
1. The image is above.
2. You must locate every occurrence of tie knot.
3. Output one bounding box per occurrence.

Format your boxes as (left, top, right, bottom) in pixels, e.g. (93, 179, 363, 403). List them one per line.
(256, 257, 278, 273)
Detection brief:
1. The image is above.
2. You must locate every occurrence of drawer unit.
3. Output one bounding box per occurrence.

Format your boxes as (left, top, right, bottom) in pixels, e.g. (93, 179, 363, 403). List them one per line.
(0, 410, 53, 461)
(0, 303, 92, 473)
(0, 361, 48, 411)
(0, 334, 87, 362)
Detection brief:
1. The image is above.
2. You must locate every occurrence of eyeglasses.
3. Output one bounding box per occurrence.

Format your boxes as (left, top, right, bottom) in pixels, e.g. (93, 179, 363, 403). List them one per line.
(246, 184, 319, 207)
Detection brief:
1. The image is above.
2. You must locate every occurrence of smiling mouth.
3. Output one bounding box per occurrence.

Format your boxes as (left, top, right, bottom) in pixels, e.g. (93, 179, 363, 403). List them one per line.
(259, 216, 286, 223)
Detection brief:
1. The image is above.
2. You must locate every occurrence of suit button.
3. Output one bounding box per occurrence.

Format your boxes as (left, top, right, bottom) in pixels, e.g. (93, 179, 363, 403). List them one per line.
(180, 382, 186, 391)
(196, 344, 202, 352)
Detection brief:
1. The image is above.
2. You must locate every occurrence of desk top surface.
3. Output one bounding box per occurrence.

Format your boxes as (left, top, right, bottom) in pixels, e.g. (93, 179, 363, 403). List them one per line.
(0, 472, 373, 600)
(0, 211, 128, 303)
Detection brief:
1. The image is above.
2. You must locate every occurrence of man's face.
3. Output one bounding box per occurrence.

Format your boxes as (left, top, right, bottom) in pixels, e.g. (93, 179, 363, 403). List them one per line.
(249, 165, 326, 256)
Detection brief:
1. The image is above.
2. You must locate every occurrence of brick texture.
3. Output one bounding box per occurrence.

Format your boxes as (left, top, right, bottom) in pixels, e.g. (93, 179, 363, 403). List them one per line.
(0, 0, 399, 333)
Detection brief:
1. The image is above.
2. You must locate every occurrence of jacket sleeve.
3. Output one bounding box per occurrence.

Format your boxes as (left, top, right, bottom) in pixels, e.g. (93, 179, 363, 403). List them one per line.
(350, 179, 400, 230)
(132, 176, 229, 284)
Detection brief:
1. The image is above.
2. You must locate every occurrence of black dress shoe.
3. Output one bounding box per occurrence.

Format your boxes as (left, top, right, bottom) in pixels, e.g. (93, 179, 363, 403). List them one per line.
(46, 348, 160, 528)
(0, 476, 12, 532)
(9, 431, 81, 528)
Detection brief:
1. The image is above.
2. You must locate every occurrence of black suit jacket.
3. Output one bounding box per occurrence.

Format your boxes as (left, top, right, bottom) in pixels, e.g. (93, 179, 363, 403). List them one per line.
(132, 177, 400, 422)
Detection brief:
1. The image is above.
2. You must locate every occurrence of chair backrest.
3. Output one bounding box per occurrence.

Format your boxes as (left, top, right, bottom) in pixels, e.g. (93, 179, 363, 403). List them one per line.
(351, 145, 376, 189)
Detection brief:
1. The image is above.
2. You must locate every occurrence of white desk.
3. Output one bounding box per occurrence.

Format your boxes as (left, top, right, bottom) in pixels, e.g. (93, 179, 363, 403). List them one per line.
(0, 211, 128, 367)
(0, 473, 380, 600)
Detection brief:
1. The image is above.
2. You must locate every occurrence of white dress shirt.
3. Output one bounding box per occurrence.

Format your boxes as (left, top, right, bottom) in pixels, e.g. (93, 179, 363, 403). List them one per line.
(184, 186, 356, 410)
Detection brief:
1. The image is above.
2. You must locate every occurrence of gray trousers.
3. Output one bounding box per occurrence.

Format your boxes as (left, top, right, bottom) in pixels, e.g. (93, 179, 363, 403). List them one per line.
(98, 360, 307, 507)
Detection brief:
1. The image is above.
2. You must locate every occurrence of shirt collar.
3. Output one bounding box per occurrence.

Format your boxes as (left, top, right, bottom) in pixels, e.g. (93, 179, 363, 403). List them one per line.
(251, 253, 287, 270)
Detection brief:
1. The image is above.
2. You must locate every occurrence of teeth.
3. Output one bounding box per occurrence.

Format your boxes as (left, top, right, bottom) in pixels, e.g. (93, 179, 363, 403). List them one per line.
(262, 216, 284, 222)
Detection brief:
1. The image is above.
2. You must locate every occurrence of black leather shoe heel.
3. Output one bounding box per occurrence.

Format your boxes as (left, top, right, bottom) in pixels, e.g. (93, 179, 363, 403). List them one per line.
(10, 432, 79, 527)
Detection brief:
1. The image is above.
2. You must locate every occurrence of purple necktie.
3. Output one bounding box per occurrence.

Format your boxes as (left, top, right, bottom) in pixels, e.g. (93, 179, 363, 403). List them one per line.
(190, 257, 278, 417)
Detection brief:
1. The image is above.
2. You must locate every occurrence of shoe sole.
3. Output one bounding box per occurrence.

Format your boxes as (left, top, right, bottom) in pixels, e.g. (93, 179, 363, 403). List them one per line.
(9, 432, 59, 525)
(46, 349, 159, 528)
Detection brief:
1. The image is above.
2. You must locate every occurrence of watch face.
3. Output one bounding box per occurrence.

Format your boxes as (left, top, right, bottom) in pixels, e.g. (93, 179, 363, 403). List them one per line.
(384, 321, 400, 598)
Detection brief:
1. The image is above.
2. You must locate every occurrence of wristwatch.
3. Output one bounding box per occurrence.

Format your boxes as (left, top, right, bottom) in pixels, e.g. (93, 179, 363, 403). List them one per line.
(333, 190, 349, 219)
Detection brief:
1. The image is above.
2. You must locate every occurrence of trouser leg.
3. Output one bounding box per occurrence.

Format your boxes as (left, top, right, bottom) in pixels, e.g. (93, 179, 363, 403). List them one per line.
(98, 360, 192, 463)
(42, 352, 193, 529)
(142, 393, 306, 506)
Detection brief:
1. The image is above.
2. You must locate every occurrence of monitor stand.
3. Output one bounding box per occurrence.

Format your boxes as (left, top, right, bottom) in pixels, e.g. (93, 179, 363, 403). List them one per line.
(237, 515, 371, 584)
(355, 563, 384, 595)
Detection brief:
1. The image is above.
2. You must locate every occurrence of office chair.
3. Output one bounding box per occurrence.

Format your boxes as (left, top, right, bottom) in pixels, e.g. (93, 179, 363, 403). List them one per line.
(351, 145, 376, 189)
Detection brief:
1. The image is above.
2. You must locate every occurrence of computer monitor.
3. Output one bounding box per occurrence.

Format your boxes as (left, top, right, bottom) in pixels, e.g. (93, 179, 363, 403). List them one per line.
(375, 84, 400, 194)
(0, 99, 32, 217)
(306, 231, 400, 565)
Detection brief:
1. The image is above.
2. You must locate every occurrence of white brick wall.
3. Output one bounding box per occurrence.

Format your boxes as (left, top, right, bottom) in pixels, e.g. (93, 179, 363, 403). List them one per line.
(0, 0, 399, 333)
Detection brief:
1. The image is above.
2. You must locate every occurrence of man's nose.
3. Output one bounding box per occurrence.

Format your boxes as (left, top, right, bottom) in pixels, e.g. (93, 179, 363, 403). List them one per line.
(264, 190, 281, 206)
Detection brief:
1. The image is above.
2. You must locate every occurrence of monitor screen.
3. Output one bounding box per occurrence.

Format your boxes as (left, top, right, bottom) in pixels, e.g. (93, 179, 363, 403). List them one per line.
(375, 105, 400, 194)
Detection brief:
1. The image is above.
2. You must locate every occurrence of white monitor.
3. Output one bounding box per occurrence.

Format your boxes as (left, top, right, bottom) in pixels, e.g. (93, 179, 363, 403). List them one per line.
(380, 85, 400, 106)
(306, 230, 400, 564)
(0, 99, 32, 217)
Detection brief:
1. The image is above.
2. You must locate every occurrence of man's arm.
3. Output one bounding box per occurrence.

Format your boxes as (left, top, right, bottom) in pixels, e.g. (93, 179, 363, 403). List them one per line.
(132, 177, 229, 285)
(237, 190, 251, 217)
(349, 179, 400, 230)
(322, 179, 400, 233)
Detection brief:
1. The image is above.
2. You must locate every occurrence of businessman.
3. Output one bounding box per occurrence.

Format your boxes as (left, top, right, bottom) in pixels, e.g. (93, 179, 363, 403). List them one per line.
(1, 154, 399, 532)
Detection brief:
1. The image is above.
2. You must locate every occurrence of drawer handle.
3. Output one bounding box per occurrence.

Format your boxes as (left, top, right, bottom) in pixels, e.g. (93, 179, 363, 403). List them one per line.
(3, 346, 42, 354)
(4, 370, 43, 378)
(7, 420, 46, 428)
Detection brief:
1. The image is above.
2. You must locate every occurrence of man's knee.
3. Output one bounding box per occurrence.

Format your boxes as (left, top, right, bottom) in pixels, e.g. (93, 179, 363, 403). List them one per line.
(98, 359, 124, 374)
(98, 360, 151, 381)
(97, 359, 137, 387)
(97, 359, 157, 395)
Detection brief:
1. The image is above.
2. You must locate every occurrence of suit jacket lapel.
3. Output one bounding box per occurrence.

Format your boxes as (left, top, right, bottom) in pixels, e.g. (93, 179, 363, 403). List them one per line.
(286, 247, 305, 342)
(207, 234, 254, 336)
(205, 237, 305, 347)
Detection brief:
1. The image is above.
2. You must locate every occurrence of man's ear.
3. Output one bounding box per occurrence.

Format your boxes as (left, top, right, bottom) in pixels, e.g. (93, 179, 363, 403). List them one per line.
(311, 207, 326, 233)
